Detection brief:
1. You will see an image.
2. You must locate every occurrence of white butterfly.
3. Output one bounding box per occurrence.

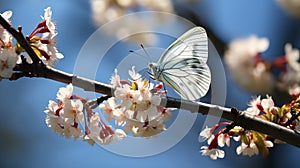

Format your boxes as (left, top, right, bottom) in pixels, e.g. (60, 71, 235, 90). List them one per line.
(148, 27, 211, 100)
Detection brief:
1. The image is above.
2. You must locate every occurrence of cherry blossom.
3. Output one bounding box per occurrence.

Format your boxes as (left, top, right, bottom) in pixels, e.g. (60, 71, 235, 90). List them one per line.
(245, 96, 262, 116)
(280, 43, 300, 89)
(59, 99, 84, 124)
(236, 142, 259, 157)
(199, 126, 215, 144)
(110, 68, 121, 88)
(217, 133, 230, 147)
(225, 35, 274, 93)
(260, 95, 274, 112)
(56, 83, 73, 102)
(0, 48, 18, 78)
(200, 146, 225, 160)
(42, 7, 56, 37)
(22, 7, 64, 67)
(100, 97, 120, 122)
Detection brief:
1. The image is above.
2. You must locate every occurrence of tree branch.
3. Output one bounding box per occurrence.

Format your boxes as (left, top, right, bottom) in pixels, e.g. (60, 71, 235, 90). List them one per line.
(1, 14, 300, 148)
(0, 15, 40, 63)
(12, 62, 300, 148)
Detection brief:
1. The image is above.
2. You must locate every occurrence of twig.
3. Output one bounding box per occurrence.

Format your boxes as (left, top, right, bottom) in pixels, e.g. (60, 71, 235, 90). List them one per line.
(12, 62, 300, 148)
(1, 14, 300, 148)
(0, 15, 41, 63)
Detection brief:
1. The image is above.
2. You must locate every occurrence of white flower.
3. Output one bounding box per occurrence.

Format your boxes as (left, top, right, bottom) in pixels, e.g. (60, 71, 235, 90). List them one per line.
(44, 100, 60, 116)
(128, 66, 141, 81)
(112, 129, 127, 141)
(289, 84, 300, 96)
(124, 120, 143, 136)
(45, 100, 64, 133)
(135, 119, 166, 138)
(114, 84, 136, 108)
(0, 47, 18, 78)
(114, 111, 127, 126)
(99, 126, 126, 144)
(59, 99, 84, 124)
(245, 96, 262, 116)
(260, 95, 274, 112)
(36, 7, 63, 67)
(44, 38, 64, 66)
(87, 113, 126, 144)
(218, 133, 230, 147)
(67, 126, 82, 139)
(199, 126, 215, 144)
(236, 142, 259, 157)
(135, 94, 161, 122)
(111, 69, 121, 87)
(285, 43, 300, 71)
(42, 7, 56, 38)
(100, 97, 119, 122)
(57, 84, 73, 102)
(225, 35, 274, 93)
(45, 115, 64, 134)
(45, 99, 83, 139)
(89, 113, 102, 134)
(265, 140, 274, 148)
(280, 43, 300, 88)
(200, 146, 225, 160)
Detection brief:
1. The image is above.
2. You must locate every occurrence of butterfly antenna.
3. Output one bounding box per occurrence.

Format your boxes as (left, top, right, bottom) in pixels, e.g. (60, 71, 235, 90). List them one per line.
(128, 49, 149, 62)
(140, 44, 152, 63)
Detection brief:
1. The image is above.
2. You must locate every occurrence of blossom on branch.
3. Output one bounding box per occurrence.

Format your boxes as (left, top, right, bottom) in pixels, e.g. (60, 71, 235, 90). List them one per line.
(19, 7, 64, 66)
(0, 11, 17, 78)
(44, 66, 173, 145)
(225, 36, 300, 95)
(200, 146, 225, 160)
(225, 35, 274, 93)
(199, 87, 300, 160)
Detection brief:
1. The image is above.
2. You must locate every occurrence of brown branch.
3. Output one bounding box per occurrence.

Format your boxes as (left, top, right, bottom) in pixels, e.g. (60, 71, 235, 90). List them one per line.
(12, 62, 300, 148)
(0, 15, 40, 63)
(2, 14, 300, 148)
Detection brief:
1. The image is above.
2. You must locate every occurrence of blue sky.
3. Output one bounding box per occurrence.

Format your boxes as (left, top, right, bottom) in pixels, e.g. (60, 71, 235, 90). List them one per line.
(0, 0, 299, 168)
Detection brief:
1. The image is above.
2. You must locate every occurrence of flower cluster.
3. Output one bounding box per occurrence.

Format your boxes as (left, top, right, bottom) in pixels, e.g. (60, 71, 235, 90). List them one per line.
(45, 84, 84, 139)
(0, 7, 63, 79)
(199, 123, 273, 160)
(90, 0, 174, 45)
(107, 66, 172, 138)
(0, 11, 18, 78)
(225, 35, 300, 94)
(20, 7, 64, 66)
(45, 83, 127, 145)
(200, 89, 300, 160)
(45, 67, 172, 145)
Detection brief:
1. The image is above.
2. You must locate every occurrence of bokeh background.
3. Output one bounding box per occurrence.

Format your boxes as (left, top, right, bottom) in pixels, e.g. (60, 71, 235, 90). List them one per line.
(0, 0, 299, 168)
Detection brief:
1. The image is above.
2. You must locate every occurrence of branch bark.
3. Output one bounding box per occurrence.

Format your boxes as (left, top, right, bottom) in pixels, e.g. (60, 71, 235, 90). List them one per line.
(0, 15, 40, 63)
(1, 15, 300, 148)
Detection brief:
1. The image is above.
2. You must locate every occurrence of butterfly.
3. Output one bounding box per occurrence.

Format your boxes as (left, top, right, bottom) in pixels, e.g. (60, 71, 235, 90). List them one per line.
(148, 27, 211, 100)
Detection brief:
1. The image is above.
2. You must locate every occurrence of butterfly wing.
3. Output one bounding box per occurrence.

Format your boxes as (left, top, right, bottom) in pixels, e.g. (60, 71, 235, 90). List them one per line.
(156, 27, 210, 100)
(157, 27, 208, 65)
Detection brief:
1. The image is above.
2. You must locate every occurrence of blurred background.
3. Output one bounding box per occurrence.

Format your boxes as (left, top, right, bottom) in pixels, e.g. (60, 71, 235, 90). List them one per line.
(0, 0, 299, 167)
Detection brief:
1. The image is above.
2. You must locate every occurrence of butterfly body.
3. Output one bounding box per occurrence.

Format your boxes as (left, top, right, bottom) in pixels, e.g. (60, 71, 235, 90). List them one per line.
(148, 27, 211, 101)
